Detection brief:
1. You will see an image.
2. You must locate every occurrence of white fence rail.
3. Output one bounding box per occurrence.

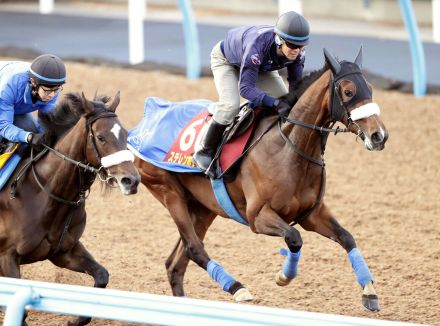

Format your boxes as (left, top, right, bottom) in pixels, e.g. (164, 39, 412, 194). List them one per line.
(0, 277, 423, 326)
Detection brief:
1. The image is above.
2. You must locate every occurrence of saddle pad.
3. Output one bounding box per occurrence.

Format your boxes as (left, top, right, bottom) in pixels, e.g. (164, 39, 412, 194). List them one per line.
(127, 97, 256, 174)
(127, 97, 211, 173)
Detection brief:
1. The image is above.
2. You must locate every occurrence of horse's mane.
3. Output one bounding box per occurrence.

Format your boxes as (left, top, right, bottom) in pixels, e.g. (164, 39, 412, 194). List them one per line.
(290, 61, 330, 100)
(39, 92, 111, 146)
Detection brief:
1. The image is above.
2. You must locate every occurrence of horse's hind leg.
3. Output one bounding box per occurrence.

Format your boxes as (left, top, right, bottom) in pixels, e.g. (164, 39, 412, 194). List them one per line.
(49, 241, 109, 326)
(146, 174, 251, 301)
(301, 203, 380, 312)
(165, 203, 216, 297)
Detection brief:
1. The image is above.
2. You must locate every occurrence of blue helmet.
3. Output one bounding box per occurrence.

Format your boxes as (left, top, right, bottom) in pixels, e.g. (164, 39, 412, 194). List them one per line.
(29, 54, 66, 86)
(274, 11, 310, 47)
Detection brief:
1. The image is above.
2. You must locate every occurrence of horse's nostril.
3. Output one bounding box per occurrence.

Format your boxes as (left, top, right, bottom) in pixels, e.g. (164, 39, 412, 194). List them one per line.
(121, 177, 133, 186)
(371, 132, 383, 144)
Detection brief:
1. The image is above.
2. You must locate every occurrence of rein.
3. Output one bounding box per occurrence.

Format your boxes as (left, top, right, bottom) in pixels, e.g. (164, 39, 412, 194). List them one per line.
(278, 118, 336, 225)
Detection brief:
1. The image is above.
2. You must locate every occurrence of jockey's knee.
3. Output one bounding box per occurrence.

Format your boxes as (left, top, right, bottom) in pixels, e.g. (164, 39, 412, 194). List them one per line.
(285, 228, 303, 253)
(213, 101, 240, 125)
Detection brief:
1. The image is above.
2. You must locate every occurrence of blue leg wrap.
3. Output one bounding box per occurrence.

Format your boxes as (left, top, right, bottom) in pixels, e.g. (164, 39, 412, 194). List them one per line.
(207, 260, 236, 292)
(348, 248, 374, 288)
(279, 248, 301, 279)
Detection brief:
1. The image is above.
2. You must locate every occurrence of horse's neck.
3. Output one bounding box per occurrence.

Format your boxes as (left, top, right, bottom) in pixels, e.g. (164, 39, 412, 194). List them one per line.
(55, 120, 87, 160)
(291, 71, 331, 129)
(35, 120, 88, 197)
(283, 71, 331, 156)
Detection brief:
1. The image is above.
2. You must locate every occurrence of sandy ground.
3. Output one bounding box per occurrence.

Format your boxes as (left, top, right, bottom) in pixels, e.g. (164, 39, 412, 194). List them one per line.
(0, 59, 439, 325)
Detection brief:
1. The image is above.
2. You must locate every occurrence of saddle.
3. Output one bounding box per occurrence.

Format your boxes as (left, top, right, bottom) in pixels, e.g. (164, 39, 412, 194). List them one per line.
(210, 103, 261, 181)
(224, 102, 256, 141)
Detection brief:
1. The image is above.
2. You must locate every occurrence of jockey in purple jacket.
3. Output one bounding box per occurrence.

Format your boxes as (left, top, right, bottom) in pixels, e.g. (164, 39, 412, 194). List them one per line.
(0, 54, 66, 149)
(193, 11, 310, 175)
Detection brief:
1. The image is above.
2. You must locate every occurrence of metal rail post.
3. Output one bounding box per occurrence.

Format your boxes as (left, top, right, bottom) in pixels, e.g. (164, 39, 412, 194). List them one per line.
(128, 0, 146, 65)
(177, 0, 201, 80)
(399, 0, 427, 96)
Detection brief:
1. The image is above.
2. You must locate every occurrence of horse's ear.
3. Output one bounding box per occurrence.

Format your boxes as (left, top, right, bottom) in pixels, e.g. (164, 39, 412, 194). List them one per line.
(354, 45, 363, 68)
(107, 91, 120, 112)
(93, 89, 99, 101)
(81, 92, 95, 114)
(323, 48, 341, 75)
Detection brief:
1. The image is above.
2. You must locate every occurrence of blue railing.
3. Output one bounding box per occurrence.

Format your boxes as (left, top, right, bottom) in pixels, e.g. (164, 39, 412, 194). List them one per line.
(178, 0, 201, 79)
(398, 0, 427, 96)
(0, 277, 423, 326)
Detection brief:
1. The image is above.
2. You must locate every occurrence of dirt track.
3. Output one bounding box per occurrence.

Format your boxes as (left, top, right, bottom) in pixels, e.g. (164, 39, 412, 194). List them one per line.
(0, 59, 439, 325)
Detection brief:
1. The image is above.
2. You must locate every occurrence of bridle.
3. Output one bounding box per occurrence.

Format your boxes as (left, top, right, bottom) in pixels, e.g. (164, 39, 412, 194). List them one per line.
(276, 62, 380, 225)
(10, 109, 134, 206)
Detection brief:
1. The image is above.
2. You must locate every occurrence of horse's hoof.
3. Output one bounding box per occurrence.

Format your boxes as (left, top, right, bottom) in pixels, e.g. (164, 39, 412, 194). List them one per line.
(233, 288, 254, 302)
(275, 271, 292, 286)
(362, 294, 380, 312)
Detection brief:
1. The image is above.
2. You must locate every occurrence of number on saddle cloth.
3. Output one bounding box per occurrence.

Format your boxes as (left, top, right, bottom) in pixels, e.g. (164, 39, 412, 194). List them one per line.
(0, 142, 24, 191)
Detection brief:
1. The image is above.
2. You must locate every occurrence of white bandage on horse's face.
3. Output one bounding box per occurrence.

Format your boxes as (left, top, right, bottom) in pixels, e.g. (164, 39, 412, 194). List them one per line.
(350, 102, 381, 121)
(101, 150, 134, 168)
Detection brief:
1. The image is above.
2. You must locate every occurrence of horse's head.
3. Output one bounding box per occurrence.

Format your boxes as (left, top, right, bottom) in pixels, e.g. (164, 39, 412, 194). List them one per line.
(81, 92, 140, 195)
(324, 48, 389, 150)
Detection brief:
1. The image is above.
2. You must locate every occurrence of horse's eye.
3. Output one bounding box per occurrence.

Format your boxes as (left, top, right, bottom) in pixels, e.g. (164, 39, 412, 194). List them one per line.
(96, 135, 105, 142)
(344, 89, 354, 97)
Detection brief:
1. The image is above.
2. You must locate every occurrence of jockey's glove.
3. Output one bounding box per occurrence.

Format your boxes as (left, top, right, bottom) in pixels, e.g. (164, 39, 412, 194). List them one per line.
(27, 132, 45, 150)
(274, 98, 292, 117)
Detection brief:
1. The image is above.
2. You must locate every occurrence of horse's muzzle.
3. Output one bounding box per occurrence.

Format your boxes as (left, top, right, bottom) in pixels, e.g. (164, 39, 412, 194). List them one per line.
(118, 174, 140, 195)
(364, 128, 389, 151)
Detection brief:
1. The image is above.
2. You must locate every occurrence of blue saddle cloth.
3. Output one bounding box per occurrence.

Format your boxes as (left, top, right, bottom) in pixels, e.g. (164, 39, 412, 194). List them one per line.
(127, 97, 212, 173)
(128, 97, 249, 227)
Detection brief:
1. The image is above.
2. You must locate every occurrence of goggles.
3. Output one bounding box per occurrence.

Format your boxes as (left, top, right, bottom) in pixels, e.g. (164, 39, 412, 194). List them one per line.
(40, 85, 63, 95)
(281, 37, 304, 50)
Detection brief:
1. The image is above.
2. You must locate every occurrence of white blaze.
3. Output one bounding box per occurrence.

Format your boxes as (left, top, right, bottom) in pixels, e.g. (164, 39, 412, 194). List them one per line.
(111, 123, 122, 140)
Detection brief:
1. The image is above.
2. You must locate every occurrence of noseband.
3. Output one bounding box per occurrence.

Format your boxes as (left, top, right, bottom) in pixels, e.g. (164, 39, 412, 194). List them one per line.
(11, 110, 134, 206)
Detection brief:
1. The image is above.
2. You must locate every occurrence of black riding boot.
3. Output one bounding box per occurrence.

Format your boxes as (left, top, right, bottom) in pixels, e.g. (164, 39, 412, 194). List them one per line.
(193, 119, 227, 174)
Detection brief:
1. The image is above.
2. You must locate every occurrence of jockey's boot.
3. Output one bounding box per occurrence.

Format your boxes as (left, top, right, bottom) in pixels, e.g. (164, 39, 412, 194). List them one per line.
(193, 119, 227, 175)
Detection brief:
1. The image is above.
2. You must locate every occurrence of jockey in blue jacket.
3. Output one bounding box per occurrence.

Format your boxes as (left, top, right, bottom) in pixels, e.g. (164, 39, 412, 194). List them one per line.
(193, 11, 310, 174)
(0, 54, 66, 148)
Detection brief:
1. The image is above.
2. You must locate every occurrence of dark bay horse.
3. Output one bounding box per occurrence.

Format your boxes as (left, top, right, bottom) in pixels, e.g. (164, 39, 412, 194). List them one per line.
(135, 48, 388, 311)
(0, 92, 140, 325)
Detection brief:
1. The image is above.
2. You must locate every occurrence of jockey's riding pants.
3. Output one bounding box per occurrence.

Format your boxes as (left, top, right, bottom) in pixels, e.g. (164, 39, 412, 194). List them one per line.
(210, 41, 288, 125)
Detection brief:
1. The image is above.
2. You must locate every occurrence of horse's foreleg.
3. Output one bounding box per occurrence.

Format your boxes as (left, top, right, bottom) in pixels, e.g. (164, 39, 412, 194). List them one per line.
(49, 241, 109, 326)
(252, 205, 303, 287)
(165, 205, 216, 297)
(301, 204, 380, 312)
(0, 250, 21, 278)
(0, 252, 29, 325)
